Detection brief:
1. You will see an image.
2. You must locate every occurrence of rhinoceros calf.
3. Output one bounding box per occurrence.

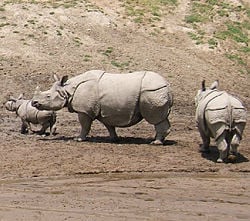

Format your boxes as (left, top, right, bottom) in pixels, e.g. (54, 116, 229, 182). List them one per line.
(5, 94, 56, 135)
(195, 80, 247, 163)
(32, 70, 173, 144)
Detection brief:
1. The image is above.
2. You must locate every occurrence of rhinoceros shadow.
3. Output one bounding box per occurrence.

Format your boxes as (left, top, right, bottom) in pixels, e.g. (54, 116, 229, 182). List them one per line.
(88, 136, 177, 145)
(40, 135, 177, 145)
(201, 145, 249, 164)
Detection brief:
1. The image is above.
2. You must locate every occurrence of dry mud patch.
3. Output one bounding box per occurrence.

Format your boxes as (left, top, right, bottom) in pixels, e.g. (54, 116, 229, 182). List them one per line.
(0, 111, 250, 220)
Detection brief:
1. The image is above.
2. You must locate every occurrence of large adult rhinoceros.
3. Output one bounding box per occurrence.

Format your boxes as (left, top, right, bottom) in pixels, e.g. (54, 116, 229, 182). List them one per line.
(195, 80, 247, 163)
(32, 70, 173, 144)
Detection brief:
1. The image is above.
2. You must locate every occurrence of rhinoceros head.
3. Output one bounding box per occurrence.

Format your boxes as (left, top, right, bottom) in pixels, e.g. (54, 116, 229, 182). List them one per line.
(32, 74, 69, 111)
(195, 80, 219, 106)
(5, 94, 24, 112)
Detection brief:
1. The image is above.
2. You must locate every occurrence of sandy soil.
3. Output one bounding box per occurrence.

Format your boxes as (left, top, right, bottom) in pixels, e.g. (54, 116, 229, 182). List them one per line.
(0, 0, 249, 220)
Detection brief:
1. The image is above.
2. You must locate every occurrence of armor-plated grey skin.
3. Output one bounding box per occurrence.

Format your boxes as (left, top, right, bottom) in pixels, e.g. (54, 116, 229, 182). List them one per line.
(5, 94, 56, 135)
(195, 80, 247, 163)
(32, 70, 173, 144)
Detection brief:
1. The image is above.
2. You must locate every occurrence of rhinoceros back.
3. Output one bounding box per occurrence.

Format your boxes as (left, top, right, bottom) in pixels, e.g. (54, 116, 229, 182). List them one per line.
(18, 100, 54, 124)
(206, 92, 246, 125)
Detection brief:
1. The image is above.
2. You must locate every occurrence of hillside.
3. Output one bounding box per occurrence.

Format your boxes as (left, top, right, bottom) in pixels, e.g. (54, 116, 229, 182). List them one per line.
(0, 0, 249, 110)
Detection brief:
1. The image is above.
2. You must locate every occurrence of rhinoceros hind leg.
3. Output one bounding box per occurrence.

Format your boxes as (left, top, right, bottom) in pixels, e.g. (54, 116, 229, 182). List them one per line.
(76, 113, 92, 141)
(151, 119, 170, 145)
(230, 133, 240, 155)
(198, 127, 210, 153)
(103, 123, 118, 142)
(216, 136, 228, 163)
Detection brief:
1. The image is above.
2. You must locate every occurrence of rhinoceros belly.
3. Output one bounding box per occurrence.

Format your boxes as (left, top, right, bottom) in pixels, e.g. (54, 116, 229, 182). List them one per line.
(98, 72, 145, 127)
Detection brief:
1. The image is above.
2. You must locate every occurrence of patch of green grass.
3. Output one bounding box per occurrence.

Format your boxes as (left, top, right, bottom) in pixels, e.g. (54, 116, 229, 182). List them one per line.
(239, 46, 250, 53)
(185, 14, 204, 23)
(73, 36, 82, 46)
(83, 54, 91, 62)
(215, 22, 248, 45)
(185, 1, 214, 24)
(226, 53, 246, 66)
(102, 47, 114, 57)
(208, 38, 218, 49)
(186, 0, 249, 72)
(187, 31, 205, 44)
(124, 0, 177, 25)
(111, 60, 130, 69)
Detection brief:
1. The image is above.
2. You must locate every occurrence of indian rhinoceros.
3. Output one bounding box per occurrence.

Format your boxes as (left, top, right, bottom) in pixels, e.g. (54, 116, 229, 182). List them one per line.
(5, 94, 56, 135)
(32, 70, 173, 144)
(195, 80, 247, 163)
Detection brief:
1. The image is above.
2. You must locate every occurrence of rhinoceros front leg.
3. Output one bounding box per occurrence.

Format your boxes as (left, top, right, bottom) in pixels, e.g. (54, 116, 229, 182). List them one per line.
(39, 122, 50, 136)
(75, 113, 92, 142)
(21, 120, 31, 134)
(151, 119, 170, 145)
(49, 123, 57, 136)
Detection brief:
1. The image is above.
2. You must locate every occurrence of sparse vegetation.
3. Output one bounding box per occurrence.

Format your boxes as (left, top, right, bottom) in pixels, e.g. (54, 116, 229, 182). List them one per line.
(111, 60, 130, 70)
(185, 0, 249, 73)
(102, 47, 114, 57)
(83, 54, 91, 62)
(124, 0, 177, 25)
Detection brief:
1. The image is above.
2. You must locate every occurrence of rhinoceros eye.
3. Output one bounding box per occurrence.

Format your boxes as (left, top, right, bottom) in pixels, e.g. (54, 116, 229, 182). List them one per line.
(46, 94, 51, 99)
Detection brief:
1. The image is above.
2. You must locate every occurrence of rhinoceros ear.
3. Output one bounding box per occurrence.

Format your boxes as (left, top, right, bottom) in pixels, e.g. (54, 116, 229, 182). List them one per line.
(17, 94, 24, 100)
(53, 73, 60, 82)
(210, 80, 219, 90)
(9, 95, 16, 102)
(60, 75, 68, 86)
(201, 80, 206, 91)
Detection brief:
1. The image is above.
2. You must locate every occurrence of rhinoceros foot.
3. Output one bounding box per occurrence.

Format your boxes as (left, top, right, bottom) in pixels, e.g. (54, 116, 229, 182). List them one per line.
(74, 137, 88, 142)
(217, 158, 224, 163)
(150, 140, 163, 145)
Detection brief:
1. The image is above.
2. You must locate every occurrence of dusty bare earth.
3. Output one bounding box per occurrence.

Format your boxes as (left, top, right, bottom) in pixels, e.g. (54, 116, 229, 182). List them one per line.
(0, 0, 250, 220)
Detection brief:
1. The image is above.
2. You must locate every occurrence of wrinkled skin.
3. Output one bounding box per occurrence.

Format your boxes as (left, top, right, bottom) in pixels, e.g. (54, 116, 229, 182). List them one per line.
(32, 71, 173, 144)
(5, 94, 56, 135)
(195, 80, 247, 163)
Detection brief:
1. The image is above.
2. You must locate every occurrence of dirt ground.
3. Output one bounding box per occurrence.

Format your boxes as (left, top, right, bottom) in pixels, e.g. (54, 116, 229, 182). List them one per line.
(0, 0, 249, 220)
